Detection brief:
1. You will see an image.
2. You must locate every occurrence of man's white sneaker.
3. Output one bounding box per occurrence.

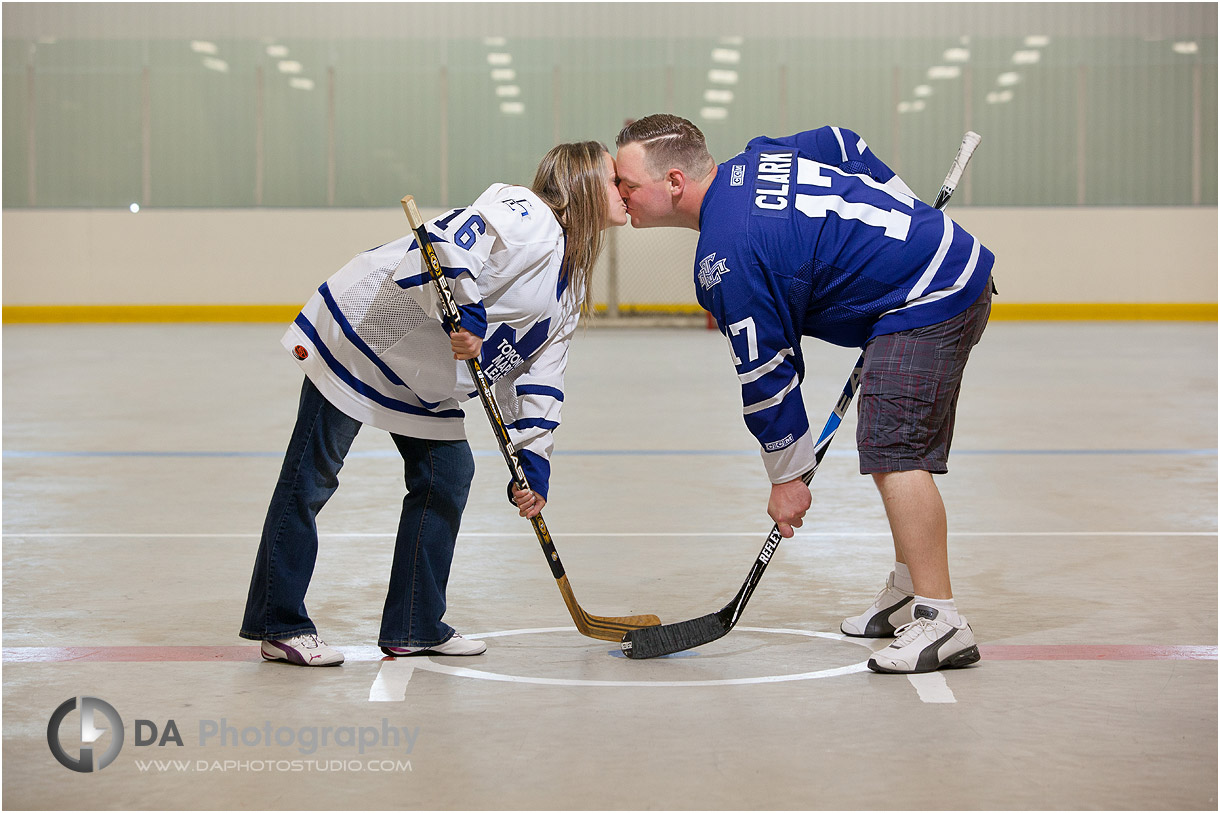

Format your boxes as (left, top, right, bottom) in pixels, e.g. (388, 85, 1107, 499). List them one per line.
(381, 632, 487, 657)
(867, 605, 981, 674)
(841, 572, 916, 637)
(261, 633, 344, 666)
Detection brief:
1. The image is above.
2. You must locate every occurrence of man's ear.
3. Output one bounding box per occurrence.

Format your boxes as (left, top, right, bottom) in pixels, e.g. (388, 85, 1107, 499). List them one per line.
(666, 168, 687, 197)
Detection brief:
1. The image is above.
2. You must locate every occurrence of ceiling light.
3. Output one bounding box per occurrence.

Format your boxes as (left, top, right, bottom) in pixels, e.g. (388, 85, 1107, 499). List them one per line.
(719, 35, 744, 46)
(1173, 41, 1199, 54)
(711, 48, 741, 64)
(203, 57, 230, 73)
(707, 69, 738, 84)
(914, 84, 933, 97)
(927, 66, 961, 80)
(897, 100, 927, 114)
(997, 72, 1021, 86)
(486, 53, 513, 66)
(277, 60, 303, 74)
(1024, 35, 1050, 48)
(495, 85, 521, 98)
(290, 78, 315, 91)
(704, 89, 734, 104)
(490, 68, 516, 81)
(700, 107, 728, 121)
(500, 101, 525, 115)
(987, 90, 1014, 104)
(190, 41, 218, 55)
(943, 48, 970, 62)
(1012, 50, 1041, 65)
(266, 45, 289, 58)
(483, 37, 507, 47)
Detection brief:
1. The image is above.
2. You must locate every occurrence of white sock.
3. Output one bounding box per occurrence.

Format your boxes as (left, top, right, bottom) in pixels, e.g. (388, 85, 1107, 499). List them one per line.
(892, 561, 914, 593)
(914, 596, 960, 626)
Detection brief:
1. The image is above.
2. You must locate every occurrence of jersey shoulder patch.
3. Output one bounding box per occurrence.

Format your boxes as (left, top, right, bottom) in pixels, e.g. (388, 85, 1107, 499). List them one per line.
(472, 184, 562, 247)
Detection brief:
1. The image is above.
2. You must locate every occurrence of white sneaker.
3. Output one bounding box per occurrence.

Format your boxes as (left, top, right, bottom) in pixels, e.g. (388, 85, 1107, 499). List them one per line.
(381, 632, 487, 657)
(867, 605, 981, 674)
(261, 633, 344, 666)
(841, 572, 916, 637)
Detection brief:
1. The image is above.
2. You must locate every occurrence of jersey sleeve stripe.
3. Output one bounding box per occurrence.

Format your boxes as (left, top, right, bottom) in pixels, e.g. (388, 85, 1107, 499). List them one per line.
(395, 265, 474, 291)
(508, 417, 560, 432)
(515, 384, 565, 401)
(737, 348, 795, 384)
(742, 373, 801, 416)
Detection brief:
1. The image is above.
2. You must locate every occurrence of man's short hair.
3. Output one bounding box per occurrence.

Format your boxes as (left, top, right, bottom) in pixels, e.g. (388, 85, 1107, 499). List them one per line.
(616, 114, 716, 181)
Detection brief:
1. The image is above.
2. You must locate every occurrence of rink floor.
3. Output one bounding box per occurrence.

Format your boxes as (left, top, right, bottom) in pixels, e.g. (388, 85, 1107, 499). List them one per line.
(3, 321, 1216, 810)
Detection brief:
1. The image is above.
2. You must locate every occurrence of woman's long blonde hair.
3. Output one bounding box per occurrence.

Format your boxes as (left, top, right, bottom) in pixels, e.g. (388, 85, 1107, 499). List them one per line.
(531, 141, 611, 317)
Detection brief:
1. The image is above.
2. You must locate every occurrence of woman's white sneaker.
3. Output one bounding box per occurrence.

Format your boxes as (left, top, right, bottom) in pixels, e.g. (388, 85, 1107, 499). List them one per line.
(261, 633, 344, 666)
(841, 572, 916, 637)
(381, 632, 487, 657)
(866, 605, 981, 674)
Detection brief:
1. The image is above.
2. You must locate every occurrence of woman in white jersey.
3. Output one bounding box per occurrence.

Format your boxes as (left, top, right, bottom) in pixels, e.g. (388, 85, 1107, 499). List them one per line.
(240, 142, 627, 665)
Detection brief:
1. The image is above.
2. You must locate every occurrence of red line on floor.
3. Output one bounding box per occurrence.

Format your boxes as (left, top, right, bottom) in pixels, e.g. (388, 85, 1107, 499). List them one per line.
(977, 644, 1218, 661)
(3, 646, 265, 663)
(3, 644, 1216, 664)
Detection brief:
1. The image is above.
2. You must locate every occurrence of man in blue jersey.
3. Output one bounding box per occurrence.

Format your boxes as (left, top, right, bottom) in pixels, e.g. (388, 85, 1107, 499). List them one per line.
(615, 114, 993, 674)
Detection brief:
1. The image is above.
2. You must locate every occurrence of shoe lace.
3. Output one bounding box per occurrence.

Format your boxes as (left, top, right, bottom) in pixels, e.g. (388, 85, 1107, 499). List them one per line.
(870, 582, 897, 609)
(890, 618, 936, 648)
(299, 633, 323, 649)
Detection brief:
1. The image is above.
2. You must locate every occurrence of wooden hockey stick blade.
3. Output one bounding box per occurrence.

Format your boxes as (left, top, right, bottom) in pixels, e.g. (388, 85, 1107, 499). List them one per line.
(556, 576, 661, 641)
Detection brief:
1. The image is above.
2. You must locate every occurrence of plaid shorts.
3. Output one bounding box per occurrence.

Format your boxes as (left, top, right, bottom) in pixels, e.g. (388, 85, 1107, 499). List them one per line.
(856, 280, 993, 475)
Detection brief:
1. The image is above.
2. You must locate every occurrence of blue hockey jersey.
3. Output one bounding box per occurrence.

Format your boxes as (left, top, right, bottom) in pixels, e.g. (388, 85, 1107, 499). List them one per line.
(694, 126, 995, 483)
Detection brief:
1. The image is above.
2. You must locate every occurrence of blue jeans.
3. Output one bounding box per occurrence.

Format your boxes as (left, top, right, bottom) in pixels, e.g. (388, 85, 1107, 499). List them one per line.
(240, 377, 475, 647)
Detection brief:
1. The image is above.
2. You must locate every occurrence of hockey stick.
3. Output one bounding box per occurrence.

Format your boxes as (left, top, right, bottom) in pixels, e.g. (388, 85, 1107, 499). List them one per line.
(934, 131, 982, 210)
(401, 196, 661, 642)
(621, 131, 983, 659)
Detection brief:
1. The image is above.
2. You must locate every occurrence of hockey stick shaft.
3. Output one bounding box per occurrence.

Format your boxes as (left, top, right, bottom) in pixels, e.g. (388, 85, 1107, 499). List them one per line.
(622, 132, 981, 659)
(401, 196, 660, 640)
(620, 357, 863, 658)
(723, 355, 863, 626)
(933, 131, 981, 210)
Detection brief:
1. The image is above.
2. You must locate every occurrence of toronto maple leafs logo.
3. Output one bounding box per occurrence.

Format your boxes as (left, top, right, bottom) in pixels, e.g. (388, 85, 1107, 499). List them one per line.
(698, 253, 730, 291)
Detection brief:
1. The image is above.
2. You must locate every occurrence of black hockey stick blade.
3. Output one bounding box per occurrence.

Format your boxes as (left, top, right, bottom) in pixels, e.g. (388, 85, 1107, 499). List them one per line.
(621, 611, 728, 659)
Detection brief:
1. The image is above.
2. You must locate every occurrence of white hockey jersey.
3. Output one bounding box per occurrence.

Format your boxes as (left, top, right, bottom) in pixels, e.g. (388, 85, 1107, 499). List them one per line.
(283, 183, 579, 498)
